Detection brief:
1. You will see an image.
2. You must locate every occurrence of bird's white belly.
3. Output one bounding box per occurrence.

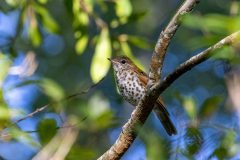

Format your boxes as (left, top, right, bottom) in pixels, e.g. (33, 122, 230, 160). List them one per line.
(115, 71, 145, 106)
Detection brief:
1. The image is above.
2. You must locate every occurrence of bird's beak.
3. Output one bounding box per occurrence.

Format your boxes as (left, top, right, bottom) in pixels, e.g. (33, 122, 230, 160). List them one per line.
(107, 58, 118, 65)
(108, 58, 116, 64)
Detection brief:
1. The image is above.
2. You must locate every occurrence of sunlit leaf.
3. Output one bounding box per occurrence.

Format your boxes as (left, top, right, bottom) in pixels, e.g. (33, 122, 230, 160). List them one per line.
(115, 0, 132, 23)
(90, 28, 111, 83)
(127, 35, 152, 50)
(0, 106, 11, 120)
(182, 96, 197, 120)
(33, 3, 59, 33)
(185, 127, 203, 155)
(198, 96, 222, 120)
(72, 0, 91, 27)
(39, 78, 64, 101)
(0, 53, 12, 87)
(75, 34, 89, 55)
(28, 13, 42, 47)
(38, 0, 48, 4)
(6, 0, 25, 7)
(37, 119, 57, 145)
(0, 106, 10, 130)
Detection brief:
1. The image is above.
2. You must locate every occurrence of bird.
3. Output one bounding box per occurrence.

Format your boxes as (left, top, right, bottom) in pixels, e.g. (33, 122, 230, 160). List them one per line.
(108, 56, 177, 136)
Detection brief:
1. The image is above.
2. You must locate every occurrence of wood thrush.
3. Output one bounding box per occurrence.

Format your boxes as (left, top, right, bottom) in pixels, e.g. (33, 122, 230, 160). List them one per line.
(109, 56, 177, 136)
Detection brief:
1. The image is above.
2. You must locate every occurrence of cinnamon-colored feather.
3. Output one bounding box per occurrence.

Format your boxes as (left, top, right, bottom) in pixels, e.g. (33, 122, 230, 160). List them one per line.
(134, 67, 177, 135)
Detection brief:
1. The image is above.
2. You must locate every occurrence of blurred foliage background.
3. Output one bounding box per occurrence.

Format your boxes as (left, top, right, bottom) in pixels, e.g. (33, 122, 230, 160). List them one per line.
(0, 0, 240, 159)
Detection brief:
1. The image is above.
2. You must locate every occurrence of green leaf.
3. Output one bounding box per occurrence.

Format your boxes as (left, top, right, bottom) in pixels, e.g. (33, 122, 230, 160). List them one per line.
(75, 34, 89, 55)
(6, 0, 26, 7)
(139, 130, 168, 160)
(198, 96, 222, 120)
(222, 130, 236, 148)
(213, 147, 228, 160)
(115, 0, 132, 23)
(182, 14, 240, 34)
(67, 146, 96, 160)
(28, 15, 42, 47)
(0, 52, 12, 87)
(185, 127, 203, 155)
(127, 35, 152, 50)
(212, 46, 236, 61)
(127, 11, 147, 23)
(37, 119, 57, 145)
(0, 105, 10, 130)
(72, 0, 90, 27)
(184, 35, 222, 50)
(0, 106, 11, 120)
(39, 78, 64, 101)
(33, 3, 59, 33)
(94, 110, 114, 129)
(182, 96, 197, 120)
(38, 0, 48, 4)
(211, 130, 237, 159)
(90, 28, 111, 83)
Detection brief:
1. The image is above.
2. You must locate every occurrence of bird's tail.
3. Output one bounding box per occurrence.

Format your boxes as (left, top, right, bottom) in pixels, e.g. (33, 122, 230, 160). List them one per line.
(153, 98, 177, 136)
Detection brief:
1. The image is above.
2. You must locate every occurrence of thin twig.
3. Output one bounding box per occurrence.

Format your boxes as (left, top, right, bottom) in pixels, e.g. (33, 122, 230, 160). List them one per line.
(7, 77, 104, 128)
(0, 116, 87, 140)
(12, 104, 49, 126)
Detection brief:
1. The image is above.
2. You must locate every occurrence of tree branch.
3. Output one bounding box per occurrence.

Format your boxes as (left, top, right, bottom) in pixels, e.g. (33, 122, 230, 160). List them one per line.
(97, 0, 200, 160)
(148, 0, 200, 85)
(154, 30, 240, 95)
(98, 30, 240, 160)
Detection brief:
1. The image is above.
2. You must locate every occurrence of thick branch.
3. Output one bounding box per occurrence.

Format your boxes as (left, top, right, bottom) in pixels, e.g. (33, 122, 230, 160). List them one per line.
(98, 31, 240, 160)
(148, 0, 200, 85)
(98, 1, 199, 160)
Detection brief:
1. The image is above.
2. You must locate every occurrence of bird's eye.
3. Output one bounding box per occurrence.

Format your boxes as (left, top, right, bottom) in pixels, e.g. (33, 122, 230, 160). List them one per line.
(121, 60, 126, 64)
